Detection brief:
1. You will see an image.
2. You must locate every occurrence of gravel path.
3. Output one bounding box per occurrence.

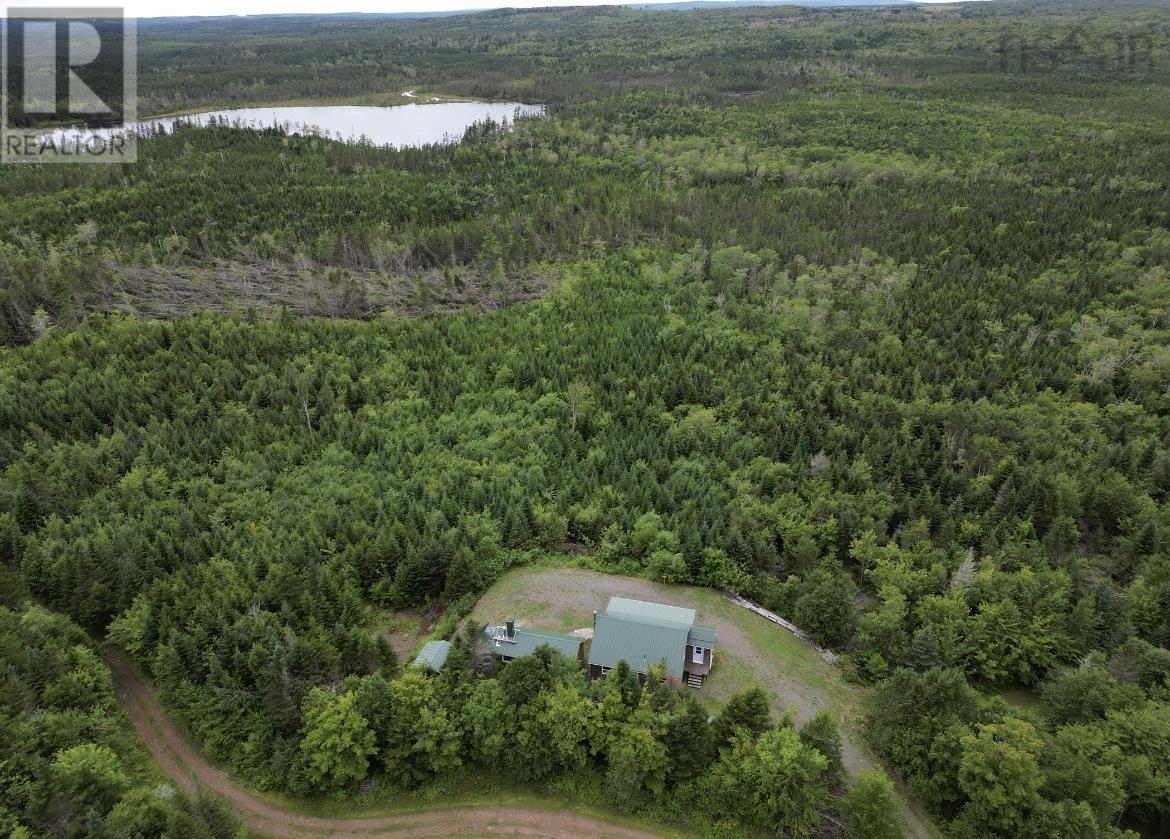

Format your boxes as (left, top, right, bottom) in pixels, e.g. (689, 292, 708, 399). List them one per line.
(103, 648, 673, 839)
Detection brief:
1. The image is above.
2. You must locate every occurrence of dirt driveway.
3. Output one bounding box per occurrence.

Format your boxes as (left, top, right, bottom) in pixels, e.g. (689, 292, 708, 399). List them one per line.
(102, 566, 939, 839)
(471, 568, 839, 730)
(470, 566, 941, 839)
(103, 648, 674, 839)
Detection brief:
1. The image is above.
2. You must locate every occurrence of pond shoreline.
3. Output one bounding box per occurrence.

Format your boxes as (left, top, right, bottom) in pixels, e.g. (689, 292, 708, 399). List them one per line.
(36, 99, 546, 150)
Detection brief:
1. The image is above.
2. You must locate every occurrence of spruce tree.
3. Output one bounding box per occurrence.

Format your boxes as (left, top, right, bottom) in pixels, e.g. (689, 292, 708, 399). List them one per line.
(712, 688, 771, 749)
(443, 545, 483, 602)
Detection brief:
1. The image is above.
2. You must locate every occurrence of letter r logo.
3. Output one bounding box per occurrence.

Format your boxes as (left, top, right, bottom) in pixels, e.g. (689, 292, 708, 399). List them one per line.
(68, 21, 110, 112)
(21, 20, 53, 112)
(3, 7, 137, 163)
(21, 18, 111, 114)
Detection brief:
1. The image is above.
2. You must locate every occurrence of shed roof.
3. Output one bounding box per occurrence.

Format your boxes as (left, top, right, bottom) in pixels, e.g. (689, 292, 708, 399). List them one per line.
(412, 640, 451, 672)
(495, 627, 582, 660)
(687, 625, 717, 646)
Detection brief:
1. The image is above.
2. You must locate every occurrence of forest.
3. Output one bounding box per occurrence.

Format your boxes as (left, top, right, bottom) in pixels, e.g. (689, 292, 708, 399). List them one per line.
(0, 581, 242, 838)
(2, 0, 1170, 836)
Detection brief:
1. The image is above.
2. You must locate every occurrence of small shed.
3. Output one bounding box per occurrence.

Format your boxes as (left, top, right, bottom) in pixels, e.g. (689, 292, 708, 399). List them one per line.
(412, 640, 451, 672)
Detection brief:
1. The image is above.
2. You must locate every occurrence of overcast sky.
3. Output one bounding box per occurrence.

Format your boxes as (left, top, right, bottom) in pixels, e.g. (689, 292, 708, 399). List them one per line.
(24, 0, 750, 16)
(128, 0, 678, 14)
(24, 0, 955, 20)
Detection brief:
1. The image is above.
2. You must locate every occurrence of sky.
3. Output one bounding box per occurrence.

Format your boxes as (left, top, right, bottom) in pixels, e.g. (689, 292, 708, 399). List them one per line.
(126, 0, 673, 13)
(22, 0, 953, 20)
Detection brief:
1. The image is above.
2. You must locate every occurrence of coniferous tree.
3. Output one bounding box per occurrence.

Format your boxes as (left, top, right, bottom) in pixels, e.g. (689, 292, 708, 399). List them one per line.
(443, 544, 483, 602)
(799, 711, 844, 788)
(906, 625, 944, 671)
(664, 696, 716, 785)
(712, 687, 772, 749)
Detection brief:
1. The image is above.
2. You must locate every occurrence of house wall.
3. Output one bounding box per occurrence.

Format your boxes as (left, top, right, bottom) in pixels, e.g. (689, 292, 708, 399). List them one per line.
(590, 663, 661, 684)
(684, 644, 713, 675)
(683, 645, 711, 664)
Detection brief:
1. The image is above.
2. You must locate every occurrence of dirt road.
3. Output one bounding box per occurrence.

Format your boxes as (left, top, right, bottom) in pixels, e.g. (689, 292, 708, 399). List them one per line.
(103, 648, 673, 839)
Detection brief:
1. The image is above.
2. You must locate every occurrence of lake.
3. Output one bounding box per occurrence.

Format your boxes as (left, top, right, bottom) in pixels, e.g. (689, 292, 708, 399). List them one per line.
(40, 101, 545, 150)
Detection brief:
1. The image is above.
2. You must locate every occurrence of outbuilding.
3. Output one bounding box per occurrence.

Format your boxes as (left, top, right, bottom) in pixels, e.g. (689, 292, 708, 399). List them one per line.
(412, 639, 451, 672)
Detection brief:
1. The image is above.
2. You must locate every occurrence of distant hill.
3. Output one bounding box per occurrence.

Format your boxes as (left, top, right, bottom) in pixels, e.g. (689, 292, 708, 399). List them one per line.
(134, 1, 943, 22)
(628, 0, 922, 8)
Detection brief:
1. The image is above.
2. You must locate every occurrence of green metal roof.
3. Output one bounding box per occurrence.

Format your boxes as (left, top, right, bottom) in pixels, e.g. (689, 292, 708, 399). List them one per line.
(589, 611, 687, 677)
(412, 640, 451, 672)
(688, 625, 717, 646)
(496, 627, 582, 660)
(588, 598, 717, 679)
(605, 597, 696, 628)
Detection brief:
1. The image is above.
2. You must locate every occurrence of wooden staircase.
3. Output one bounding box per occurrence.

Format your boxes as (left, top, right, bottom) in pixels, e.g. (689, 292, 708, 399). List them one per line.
(685, 672, 703, 689)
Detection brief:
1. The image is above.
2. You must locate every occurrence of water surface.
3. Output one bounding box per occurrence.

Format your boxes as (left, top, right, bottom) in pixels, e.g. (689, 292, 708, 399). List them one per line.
(44, 101, 544, 149)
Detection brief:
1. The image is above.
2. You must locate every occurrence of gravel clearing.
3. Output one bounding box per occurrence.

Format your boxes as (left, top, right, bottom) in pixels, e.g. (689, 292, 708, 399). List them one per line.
(470, 566, 941, 839)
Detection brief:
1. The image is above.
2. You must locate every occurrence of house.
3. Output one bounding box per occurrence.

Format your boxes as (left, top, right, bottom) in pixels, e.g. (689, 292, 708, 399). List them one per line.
(488, 618, 584, 663)
(588, 597, 715, 688)
(412, 639, 451, 672)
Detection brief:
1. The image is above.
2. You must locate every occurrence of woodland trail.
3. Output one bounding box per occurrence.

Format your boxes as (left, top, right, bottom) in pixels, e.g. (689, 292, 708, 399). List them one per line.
(103, 648, 673, 839)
